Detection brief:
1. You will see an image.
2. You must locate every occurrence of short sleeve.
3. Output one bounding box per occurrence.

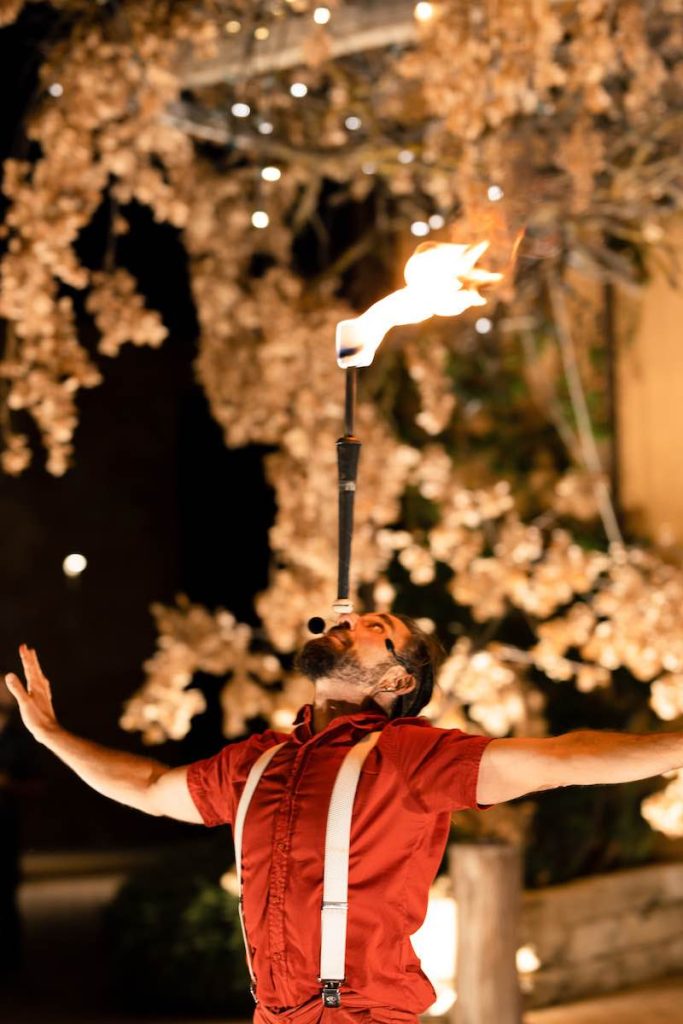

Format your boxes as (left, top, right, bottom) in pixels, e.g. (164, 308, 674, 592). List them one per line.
(387, 722, 495, 813)
(186, 741, 246, 828)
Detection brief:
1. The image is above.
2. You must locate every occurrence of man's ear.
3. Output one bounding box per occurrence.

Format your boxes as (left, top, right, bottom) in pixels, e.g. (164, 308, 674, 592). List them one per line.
(378, 664, 417, 696)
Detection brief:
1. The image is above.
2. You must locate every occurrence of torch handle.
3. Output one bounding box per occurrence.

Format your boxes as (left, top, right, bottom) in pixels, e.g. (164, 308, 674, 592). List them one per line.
(344, 366, 357, 437)
(335, 435, 362, 614)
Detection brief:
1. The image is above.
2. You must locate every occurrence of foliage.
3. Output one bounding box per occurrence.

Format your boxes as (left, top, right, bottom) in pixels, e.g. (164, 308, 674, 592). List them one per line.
(1, 0, 682, 859)
(101, 838, 254, 1016)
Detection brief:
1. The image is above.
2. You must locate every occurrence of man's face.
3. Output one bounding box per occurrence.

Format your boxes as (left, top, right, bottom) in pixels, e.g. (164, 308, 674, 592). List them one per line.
(295, 612, 412, 683)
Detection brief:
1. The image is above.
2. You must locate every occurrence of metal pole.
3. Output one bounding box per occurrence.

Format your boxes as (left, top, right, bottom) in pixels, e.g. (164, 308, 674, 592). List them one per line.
(333, 369, 361, 615)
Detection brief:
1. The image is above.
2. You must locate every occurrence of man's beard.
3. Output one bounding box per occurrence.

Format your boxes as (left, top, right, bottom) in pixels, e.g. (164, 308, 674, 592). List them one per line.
(294, 634, 389, 688)
(295, 634, 355, 680)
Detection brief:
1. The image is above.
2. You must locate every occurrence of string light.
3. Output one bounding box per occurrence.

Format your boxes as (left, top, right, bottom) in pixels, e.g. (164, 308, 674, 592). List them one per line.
(345, 116, 362, 131)
(361, 162, 377, 175)
(428, 213, 445, 229)
(48, 83, 63, 97)
(414, 2, 435, 22)
(257, 121, 274, 135)
(254, 26, 270, 40)
(225, 19, 241, 33)
(398, 149, 415, 164)
(475, 317, 493, 334)
(231, 102, 251, 118)
(290, 82, 308, 98)
(251, 210, 270, 228)
(261, 166, 281, 181)
(63, 553, 87, 577)
(487, 184, 504, 201)
(410, 221, 430, 237)
(313, 6, 331, 24)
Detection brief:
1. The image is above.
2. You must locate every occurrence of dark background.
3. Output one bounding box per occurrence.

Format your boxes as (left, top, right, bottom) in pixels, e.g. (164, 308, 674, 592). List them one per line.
(0, 7, 276, 853)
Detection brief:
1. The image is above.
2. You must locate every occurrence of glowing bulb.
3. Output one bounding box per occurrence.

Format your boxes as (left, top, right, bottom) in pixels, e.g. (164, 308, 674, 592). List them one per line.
(254, 25, 270, 40)
(313, 6, 331, 23)
(411, 221, 430, 237)
(231, 102, 251, 118)
(345, 115, 362, 131)
(516, 943, 541, 974)
(414, 2, 435, 21)
(398, 149, 415, 164)
(487, 184, 504, 201)
(475, 317, 493, 334)
(257, 121, 274, 134)
(63, 553, 87, 578)
(261, 166, 281, 182)
(48, 82, 63, 97)
(290, 82, 308, 98)
(428, 213, 445, 229)
(251, 210, 270, 228)
(361, 162, 376, 175)
(225, 19, 241, 33)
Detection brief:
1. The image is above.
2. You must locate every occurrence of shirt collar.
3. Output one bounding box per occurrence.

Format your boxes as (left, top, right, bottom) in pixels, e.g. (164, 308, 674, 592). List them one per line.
(290, 702, 389, 745)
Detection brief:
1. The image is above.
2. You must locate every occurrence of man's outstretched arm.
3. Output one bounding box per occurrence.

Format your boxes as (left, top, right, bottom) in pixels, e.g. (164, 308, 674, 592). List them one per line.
(476, 729, 683, 806)
(4, 644, 203, 824)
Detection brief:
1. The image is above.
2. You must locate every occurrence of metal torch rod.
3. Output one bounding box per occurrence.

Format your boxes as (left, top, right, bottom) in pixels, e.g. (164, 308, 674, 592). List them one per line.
(333, 368, 361, 616)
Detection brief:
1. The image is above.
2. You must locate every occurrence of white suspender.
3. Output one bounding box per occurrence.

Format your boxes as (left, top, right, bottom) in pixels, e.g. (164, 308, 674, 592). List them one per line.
(233, 740, 287, 1005)
(233, 730, 382, 1009)
(318, 730, 382, 1007)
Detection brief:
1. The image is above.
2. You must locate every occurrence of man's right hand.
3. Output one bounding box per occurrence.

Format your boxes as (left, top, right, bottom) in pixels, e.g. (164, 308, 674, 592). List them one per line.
(4, 645, 203, 823)
(4, 644, 59, 744)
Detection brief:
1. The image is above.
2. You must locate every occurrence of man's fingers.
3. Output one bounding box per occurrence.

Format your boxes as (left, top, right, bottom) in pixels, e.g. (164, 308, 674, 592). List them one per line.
(4, 673, 24, 700)
(19, 645, 45, 691)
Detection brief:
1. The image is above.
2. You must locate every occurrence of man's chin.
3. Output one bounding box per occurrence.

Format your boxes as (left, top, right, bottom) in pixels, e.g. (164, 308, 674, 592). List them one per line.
(294, 636, 339, 680)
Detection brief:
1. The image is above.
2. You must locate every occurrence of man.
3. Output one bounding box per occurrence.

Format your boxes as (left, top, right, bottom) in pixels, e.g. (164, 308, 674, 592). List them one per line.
(5, 613, 683, 1024)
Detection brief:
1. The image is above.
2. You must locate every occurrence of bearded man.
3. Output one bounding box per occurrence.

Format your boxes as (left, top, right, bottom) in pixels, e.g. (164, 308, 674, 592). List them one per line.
(6, 612, 683, 1023)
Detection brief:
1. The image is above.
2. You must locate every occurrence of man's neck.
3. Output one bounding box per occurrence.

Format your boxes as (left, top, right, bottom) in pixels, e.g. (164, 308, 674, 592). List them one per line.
(311, 695, 387, 734)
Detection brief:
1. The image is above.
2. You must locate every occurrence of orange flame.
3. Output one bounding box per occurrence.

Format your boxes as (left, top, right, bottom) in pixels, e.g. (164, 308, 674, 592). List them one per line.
(336, 240, 503, 368)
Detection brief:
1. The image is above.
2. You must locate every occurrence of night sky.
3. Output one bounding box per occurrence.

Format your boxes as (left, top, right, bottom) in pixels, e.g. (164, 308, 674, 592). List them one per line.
(0, 8, 276, 852)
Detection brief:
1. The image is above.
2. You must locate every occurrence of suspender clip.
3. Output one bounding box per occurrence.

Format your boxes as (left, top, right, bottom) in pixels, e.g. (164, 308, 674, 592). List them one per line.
(250, 981, 259, 1005)
(320, 979, 343, 1007)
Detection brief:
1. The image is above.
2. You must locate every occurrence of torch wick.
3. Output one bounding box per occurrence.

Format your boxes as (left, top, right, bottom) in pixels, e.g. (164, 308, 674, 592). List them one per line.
(344, 366, 357, 437)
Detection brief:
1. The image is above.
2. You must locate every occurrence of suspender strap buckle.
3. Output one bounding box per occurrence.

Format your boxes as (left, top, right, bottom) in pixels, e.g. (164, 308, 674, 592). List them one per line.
(319, 979, 343, 1007)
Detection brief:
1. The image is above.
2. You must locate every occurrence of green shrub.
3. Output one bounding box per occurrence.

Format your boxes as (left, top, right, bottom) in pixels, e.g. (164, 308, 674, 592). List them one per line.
(101, 838, 254, 1017)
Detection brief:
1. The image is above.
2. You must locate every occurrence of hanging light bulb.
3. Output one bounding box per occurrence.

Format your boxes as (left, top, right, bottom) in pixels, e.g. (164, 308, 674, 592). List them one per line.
(414, 2, 435, 22)
(63, 553, 87, 578)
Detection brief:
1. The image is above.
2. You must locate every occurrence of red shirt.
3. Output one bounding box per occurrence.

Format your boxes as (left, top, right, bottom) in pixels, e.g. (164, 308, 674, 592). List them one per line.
(186, 702, 494, 1017)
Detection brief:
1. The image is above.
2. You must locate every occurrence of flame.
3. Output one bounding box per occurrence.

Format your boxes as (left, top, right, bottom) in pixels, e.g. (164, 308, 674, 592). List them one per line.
(336, 241, 503, 368)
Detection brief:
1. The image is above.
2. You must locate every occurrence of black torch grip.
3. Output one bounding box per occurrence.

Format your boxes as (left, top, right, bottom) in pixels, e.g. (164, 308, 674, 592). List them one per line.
(336, 436, 362, 604)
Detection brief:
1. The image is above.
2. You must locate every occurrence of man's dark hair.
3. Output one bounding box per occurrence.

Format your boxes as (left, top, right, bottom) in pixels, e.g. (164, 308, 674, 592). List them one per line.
(387, 615, 447, 720)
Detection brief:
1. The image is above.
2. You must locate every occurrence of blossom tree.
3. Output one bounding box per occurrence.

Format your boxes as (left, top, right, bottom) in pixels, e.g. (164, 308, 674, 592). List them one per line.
(1, 0, 682, 871)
